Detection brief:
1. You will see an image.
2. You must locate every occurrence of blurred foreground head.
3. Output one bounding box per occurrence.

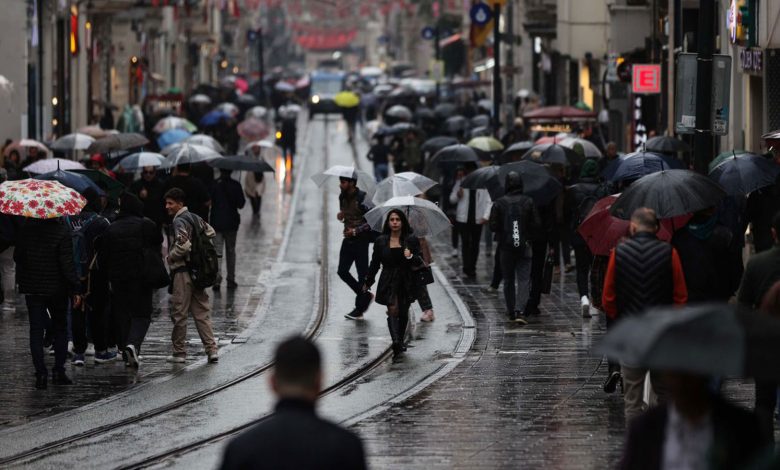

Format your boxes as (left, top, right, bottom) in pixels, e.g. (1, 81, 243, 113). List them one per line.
(629, 207, 659, 235)
(271, 336, 322, 402)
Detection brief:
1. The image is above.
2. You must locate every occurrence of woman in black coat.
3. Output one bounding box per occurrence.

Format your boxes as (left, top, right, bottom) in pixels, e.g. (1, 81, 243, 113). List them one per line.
(363, 209, 423, 356)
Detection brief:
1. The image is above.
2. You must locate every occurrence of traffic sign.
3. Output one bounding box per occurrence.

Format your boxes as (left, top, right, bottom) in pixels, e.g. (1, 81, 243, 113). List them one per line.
(631, 64, 661, 94)
(421, 26, 435, 40)
(470, 3, 492, 26)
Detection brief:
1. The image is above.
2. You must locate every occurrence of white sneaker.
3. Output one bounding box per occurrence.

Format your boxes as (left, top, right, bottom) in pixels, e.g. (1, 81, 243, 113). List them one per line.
(67, 341, 75, 355)
(166, 355, 186, 363)
(581, 295, 591, 318)
(85, 343, 95, 356)
(208, 352, 219, 363)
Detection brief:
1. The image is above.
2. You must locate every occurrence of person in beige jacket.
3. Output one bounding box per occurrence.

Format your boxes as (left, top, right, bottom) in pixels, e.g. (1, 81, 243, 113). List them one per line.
(164, 187, 219, 364)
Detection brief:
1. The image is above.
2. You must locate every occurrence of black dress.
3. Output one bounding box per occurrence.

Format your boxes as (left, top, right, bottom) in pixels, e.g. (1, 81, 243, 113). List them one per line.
(366, 234, 423, 307)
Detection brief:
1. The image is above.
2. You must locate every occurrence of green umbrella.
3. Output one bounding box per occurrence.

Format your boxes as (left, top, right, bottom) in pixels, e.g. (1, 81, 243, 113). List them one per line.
(71, 169, 125, 199)
(574, 101, 592, 111)
(708, 149, 748, 172)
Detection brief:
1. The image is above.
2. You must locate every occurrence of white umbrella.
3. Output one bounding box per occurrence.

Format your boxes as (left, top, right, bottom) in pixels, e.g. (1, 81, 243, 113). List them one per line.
(364, 196, 451, 237)
(161, 134, 225, 155)
(245, 106, 269, 120)
(114, 152, 166, 172)
(188, 94, 212, 105)
(372, 172, 437, 205)
(161, 143, 223, 169)
(310, 165, 376, 197)
(153, 116, 197, 134)
(278, 104, 302, 120)
(216, 102, 240, 117)
(274, 81, 295, 92)
(49, 133, 95, 151)
(23, 158, 86, 174)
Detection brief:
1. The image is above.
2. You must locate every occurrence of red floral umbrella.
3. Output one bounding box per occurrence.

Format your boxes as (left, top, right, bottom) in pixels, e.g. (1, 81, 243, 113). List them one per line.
(578, 194, 691, 256)
(0, 179, 86, 219)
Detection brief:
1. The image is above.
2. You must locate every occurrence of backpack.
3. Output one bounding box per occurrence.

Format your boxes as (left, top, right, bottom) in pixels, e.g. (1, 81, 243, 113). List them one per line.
(67, 213, 98, 281)
(501, 198, 529, 253)
(183, 214, 219, 289)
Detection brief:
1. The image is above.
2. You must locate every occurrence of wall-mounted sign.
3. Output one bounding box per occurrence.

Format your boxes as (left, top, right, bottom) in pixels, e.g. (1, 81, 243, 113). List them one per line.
(739, 47, 763, 74)
(675, 53, 732, 135)
(632, 64, 661, 94)
(727, 0, 740, 43)
(470, 3, 492, 26)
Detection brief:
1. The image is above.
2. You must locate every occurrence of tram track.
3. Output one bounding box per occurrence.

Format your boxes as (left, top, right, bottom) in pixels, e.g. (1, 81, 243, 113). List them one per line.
(0, 117, 352, 468)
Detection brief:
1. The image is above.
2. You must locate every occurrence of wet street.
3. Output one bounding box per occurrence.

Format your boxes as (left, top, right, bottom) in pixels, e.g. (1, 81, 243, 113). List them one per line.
(0, 118, 766, 469)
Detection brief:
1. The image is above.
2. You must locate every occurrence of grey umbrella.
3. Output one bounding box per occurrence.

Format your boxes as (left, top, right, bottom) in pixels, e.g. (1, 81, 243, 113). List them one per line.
(429, 144, 479, 165)
(86, 133, 149, 153)
(50, 133, 95, 151)
(385, 105, 413, 121)
(208, 155, 275, 173)
(161, 143, 223, 168)
(645, 135, 691, 153)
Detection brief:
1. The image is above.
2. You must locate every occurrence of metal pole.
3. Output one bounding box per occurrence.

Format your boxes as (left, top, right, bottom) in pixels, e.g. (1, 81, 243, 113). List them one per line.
(504, 0, 514, 135)
(434, 23, 441, 101)
(257, 27, 266, 104)
(667, 0, 676, 134)
(492, 1, 501, 134)
(693, 0, 714, 173)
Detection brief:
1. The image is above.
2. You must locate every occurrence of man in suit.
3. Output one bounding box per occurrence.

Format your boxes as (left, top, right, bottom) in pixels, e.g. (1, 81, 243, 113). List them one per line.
(220, 336, 366, 470)
(620, 372, 765, 470)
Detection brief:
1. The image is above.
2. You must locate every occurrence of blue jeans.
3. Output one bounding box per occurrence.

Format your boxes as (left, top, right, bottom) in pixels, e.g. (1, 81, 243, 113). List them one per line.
(374, 163, 389, 182)
(26, 294, 69, 375)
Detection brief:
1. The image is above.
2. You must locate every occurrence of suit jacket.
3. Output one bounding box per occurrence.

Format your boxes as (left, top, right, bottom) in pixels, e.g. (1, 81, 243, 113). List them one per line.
(220, 399, 366, 470)
(620, 399, 764, 470)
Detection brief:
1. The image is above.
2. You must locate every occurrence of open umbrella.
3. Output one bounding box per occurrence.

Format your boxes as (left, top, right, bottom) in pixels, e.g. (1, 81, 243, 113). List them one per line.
(708, 152, 780, 196)
(188, 94, 212, 105)
(415, 107, 435, 121)
(114, 152, 166, 172)
(334, 91, 360, 108)
(245, 140, 276, 152)
(559, 137, 602, 159)
(385, 105, 413, 122)
(50, 133, 95, 152)
(430, 144, 479, 166)
(645, 135, 691, 153)
(467, 136, 504, 153)
(610, 170, 727, 220)
(157, 129, 192, 149)
(0, 179, 86, 218)
(237, 118, 270, 141)
(471, 115, 490, 129)
(421, 136, 458, 158)
(87, 133, 149, 153)
(71, 169, 125, 199)
(278, 104, 302, 121)
(245, 106, 269, 120)
(200, 110, 233, 128)
(444, 115, 468, 134)
(274, 81, 295, 93)
(364, 196, 450, 237)
(208, 155, 275, 173)
(376, 122, 422, 137)
(216, 102, 240, 117)
(498, 141, 535, 164)
(3, 139, 48, 158)
(468, 126, 492, 139)
(161, 143, 223, 169)
(35, 169, 103, 196)
(152, 116, 197, 134)
(434, 103, 457, 119)
(310, 165, 376, 197)
(522, 143, 583, 166)
(577, 194, 686, 256)
(77, 125, 113, 139)
(596, 303, 780, 381)
(372, 172, 437, 205)
(709, 149, 749, 172)
(183, 134, 225, 154)
(236, 94, 258, 106)
(609, 151, 673, 182)
(23, 158, 86, 174)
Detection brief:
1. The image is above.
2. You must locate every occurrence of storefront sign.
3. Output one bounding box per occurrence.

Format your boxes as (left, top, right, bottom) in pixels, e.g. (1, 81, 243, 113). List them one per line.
(632, 64, 661, 94)
(739, 47, 763, 74)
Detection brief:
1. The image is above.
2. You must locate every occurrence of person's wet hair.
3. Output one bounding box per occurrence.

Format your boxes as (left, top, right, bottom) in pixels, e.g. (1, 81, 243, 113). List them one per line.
(164, 187, 186, 204)
(274, 336, 321, 390)
(630, 207, 659, 231)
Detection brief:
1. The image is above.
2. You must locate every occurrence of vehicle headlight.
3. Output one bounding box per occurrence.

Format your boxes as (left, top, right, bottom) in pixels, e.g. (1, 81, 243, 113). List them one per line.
(311, 95, 320, 104)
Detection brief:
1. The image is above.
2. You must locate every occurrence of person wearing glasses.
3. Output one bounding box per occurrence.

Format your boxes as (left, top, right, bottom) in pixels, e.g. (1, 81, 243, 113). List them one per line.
(130, 166, 166, 230)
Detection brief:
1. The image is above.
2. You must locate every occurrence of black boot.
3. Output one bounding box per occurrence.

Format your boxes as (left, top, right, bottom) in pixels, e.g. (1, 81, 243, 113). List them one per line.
(397, 313, 409, 351)
(387, 317, 403, 355)
(52, 370, 73, 385)
(35, 373, 47, 390)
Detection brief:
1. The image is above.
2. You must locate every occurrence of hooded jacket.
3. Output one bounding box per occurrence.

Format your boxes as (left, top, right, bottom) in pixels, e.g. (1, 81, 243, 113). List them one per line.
(100, 193, 163, 282)
(14, 218, 82, 296)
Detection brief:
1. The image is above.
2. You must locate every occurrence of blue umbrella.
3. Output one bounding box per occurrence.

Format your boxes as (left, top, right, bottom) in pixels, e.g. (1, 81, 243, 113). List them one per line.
(35, 169, 105, 196)
(603, 151, 681, 182)
(199, 110, 232, 128)
(157, 129, 192, 149)
(708, 152, 780, 196)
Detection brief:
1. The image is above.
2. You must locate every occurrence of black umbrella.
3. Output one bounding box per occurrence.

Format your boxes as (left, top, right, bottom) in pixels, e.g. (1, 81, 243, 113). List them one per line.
(468, 126, 492, 139)
(470, 115, 490, 128)
(461, 161, 562, 206)
(498, 141, 534, 164)
(235, 94, 258, 106)
(608, 151, 673, 182)
(384, 105, 413, 121)
(708, 152, 780, 196)
(434, 103, 457, 119)
(208, 155, 275, 173)
(610, 169, 726, 219)
(430, 144, 479, 166)
(421, 136, 458, 158)
(86, 133, 149, 153)
(645, 135, 691, 153)
(597, 303, 780, 381)
(522, 143, 583, 166)
(444, 115, 468, 134)
(415, 107, 435, 121)
(601, 150, 684, 181)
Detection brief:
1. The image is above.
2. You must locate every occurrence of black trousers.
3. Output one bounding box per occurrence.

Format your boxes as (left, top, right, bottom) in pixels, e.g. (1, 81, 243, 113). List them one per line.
(573, 243, 593, 298)
(249, 196, 261, 215)
(457, 222, 482, 276)
(88, 275, 112, 352)
(338, 238, 370, 295)
(525, 240, 549, 313)
(755, 379, 777, 444)
(26, 294, 69, 375)
(490, 245, 502, 288)
(112, 282, 153, 353)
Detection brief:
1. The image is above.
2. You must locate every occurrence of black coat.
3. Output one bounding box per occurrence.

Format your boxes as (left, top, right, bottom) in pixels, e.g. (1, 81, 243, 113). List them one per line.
(100, 202, 163, 283)
(209, 176, 246, 232)
(746, 176, 780, 252)
(737, 245, 780, 308)
(14, 218, 81, 296)
(129, 177, 166, 227)
(488, 189, 540, 251)
(672, 224, 741, 303)
(620, 399, 764, 470)
(219, 399, 366, 470)
(366, 233, 423, 306)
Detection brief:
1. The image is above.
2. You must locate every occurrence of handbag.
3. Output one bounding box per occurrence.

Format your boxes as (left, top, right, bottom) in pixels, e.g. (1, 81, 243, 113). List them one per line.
(140, 222, 170, 289)
(541, 252, 554, 294)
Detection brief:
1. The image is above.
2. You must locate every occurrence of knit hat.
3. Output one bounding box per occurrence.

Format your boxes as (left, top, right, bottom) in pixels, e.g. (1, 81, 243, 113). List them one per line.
(580, 159, 599, 179)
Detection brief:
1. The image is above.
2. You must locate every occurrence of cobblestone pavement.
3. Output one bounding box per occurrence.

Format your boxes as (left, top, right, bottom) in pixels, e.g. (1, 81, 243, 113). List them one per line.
(351, 235, 762, 469)
(0, 168, 293, 427)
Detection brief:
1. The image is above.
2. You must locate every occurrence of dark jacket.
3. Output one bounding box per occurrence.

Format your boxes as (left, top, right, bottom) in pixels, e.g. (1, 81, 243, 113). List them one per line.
(366, 233, 423, 306)
(565, 177, 602, 236)
(219, 398, 366, 470)
(672, 223, 741, 303)
(14, 218, 82, 296)
(746, 176, 780, 253)
(339, 189, 373, 240)
(737, 245, 780, 308)
(488, 189, 540, 251)
(100, 195, 163, 283)
(209, 175, 246, 232)
(129, 177, 166, 227)
(620, 399, 764, 470)
(163, 174, 211, 221)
